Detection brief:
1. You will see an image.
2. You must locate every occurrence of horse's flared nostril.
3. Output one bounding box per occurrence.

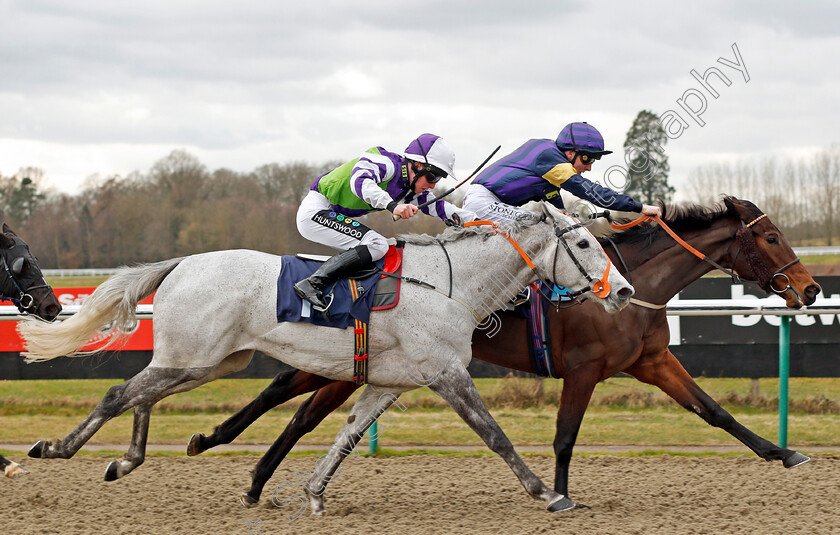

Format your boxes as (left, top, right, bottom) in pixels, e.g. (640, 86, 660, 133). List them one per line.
(44, 304, 61, 321)
(804, 284, 821, 305)
(617, 286, 634, 299)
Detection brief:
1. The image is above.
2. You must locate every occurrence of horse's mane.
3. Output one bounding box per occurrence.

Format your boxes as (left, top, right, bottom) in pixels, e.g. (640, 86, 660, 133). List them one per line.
(599, 196, 763, 247)
(399, 215, 541, 246)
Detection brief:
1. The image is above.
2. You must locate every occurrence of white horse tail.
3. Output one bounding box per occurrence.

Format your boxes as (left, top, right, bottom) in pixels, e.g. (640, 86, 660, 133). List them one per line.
(19, 258, 185, 362)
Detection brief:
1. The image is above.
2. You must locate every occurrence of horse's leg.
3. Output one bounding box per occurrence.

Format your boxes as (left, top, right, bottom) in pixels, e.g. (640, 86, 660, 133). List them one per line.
(625, 350, 809, 467)
(98, 352, 252, 480)
(1, 454, 29, 479)
(241, 381, 360, 506)
(303, 385, 405, 516)
(427, 363, 570, 512)
(188, 370, 335, 456)
(551, 364, 601, 502)
(29, 366, 207, 461)
(104, 404, 151, 481)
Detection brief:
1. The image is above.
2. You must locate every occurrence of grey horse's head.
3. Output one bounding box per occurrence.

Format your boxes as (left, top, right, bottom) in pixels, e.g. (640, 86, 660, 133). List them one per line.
(522, 203, 634, 314)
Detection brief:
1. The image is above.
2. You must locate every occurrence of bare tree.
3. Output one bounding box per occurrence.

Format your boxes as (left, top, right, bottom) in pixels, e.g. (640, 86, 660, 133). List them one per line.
(813, 145, 840, 245)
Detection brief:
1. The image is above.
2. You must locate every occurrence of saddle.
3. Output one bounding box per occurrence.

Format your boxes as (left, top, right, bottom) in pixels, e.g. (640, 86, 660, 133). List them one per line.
(277, 243, 405, 385)
(293, 243, 404, 312)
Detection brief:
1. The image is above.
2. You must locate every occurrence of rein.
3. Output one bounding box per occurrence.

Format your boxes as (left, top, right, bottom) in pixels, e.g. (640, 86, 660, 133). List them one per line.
(378, 216, 613, 322)
(607, 212, 802, 303)
(378, 271, 484, 322)
(464, 218, 612, 303)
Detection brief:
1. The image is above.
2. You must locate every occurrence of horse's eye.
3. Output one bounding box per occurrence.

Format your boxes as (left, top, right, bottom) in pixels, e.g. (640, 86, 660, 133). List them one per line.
(577, 240, 589, 249)
(11, 256, 25, 275)
(767, 236, 778, 245)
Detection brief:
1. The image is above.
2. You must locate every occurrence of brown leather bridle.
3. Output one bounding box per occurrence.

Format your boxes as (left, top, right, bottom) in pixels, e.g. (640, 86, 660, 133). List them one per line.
(608, 212, 801, 295)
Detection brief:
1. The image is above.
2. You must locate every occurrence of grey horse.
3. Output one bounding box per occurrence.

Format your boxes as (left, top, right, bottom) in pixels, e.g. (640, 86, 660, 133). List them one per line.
(20, 203, 632, 513)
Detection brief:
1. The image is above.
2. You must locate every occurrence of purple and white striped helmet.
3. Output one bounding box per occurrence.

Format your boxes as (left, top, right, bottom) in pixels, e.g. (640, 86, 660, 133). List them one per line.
(405, 133, 456, 179)
(555, 122, 612, 156)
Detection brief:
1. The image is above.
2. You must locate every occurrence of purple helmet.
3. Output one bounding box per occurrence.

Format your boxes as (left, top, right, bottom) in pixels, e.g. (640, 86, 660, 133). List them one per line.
(555, 122, 612, 156)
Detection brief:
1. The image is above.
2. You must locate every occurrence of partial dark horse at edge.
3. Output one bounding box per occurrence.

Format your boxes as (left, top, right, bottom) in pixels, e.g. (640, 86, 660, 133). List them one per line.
(0, 224, 61, 478)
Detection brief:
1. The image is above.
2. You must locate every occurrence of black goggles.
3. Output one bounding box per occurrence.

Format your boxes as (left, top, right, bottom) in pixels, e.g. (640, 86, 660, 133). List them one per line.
(578, 152, 601, 165)
(426, 166, 448, 183)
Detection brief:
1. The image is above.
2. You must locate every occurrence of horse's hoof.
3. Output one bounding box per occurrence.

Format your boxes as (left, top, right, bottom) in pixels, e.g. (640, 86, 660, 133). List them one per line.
(239, 493, 259, 507)
(28, 440, 46, 458)
(104, 461, 120, 481)
(784, 451, 810, 469)
(5, 463, 29, 479)
(305, 486, 326, 516)
(547, 495, 576, 513)
(186, 433, 205, 456)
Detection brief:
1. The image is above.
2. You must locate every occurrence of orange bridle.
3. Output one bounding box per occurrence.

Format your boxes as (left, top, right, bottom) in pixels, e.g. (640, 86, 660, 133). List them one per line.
(464, 217, 613, 300)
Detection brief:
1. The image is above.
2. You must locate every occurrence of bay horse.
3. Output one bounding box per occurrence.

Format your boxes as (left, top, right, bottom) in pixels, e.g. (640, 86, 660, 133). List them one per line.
(1, 223, 62, 478)
(19, 202, 633, 513)
(187, 196, 820, 510)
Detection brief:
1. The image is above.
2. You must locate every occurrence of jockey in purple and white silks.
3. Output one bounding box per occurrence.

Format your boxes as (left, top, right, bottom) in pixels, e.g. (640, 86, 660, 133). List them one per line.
(294, 133, 477, 313)
(463, 122, 662, 222)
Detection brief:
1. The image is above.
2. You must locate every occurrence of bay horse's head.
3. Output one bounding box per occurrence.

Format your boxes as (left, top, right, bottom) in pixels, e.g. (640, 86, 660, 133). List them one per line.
(0, 224, 62, 321)
(723, 197, 820, 308)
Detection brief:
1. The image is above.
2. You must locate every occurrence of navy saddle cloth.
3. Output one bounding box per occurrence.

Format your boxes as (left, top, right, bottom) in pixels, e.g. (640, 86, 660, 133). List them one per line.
(276, 255, 385, 329)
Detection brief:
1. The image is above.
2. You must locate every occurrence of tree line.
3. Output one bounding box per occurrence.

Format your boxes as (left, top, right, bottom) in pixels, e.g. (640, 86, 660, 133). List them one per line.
(0, 150, 446, 269)
(687, 144, 840, 245)
(2, 138, 838, 270)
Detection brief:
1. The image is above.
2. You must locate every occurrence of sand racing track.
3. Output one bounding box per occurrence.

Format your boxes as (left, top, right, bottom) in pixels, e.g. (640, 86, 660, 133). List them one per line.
(3, 454, 839, 534)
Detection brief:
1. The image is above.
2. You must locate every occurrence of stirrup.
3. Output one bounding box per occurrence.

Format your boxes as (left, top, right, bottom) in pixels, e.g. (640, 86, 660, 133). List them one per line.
(510, 287, 531, 307)
(311, 291, 335, 314)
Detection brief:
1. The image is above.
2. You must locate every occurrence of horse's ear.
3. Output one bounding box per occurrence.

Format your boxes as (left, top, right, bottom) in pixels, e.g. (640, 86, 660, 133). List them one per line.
(723, 196, 755, 224)
(0, 231, 14, 248)
(536, 201, 556, 220)
(2, 223, 15, 236)
(722, 196, 736, 211)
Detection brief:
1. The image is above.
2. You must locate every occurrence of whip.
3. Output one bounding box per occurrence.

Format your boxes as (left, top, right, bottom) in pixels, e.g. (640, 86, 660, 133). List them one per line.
(393, 145, 501, 220)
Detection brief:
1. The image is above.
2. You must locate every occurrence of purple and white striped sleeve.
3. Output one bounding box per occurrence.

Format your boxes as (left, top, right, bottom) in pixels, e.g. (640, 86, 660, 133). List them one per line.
(351, 152, 397, 210)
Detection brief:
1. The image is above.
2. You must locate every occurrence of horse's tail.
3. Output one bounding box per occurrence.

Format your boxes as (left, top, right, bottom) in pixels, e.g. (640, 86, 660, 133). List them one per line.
(19, 257, 185, 362)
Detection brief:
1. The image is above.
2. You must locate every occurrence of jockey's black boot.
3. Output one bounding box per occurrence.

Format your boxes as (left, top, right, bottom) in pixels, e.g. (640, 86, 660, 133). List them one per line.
(293, 245, 373, 314)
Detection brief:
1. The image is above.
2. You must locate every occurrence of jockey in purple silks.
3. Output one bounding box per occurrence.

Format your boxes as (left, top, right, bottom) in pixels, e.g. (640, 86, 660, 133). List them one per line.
(463, 122, 662, 222)
(294, 133, 477, 313)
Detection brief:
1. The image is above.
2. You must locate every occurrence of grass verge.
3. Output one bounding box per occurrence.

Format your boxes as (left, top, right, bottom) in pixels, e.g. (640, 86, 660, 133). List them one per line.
(3, 378, 840, 448)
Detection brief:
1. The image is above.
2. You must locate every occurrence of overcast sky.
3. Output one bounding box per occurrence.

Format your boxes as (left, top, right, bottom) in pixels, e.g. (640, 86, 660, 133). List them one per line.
(1, 0, 838, 200)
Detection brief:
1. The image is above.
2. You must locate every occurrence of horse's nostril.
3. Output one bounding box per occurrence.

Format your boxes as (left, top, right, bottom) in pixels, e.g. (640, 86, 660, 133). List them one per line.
(805, 284, 821, 298)
(618, 287, 633, 299)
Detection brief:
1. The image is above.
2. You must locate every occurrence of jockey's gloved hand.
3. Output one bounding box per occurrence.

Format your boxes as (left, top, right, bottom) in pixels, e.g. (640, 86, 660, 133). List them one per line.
(445, 213, 463, 227)
(641, 204, 662, 218)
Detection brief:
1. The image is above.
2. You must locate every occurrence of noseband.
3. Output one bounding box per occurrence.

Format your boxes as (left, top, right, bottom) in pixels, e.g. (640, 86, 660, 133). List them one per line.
(734, 214, 801, 294)
(0, 243, 50, 313)
(553, 220, 612, 300)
